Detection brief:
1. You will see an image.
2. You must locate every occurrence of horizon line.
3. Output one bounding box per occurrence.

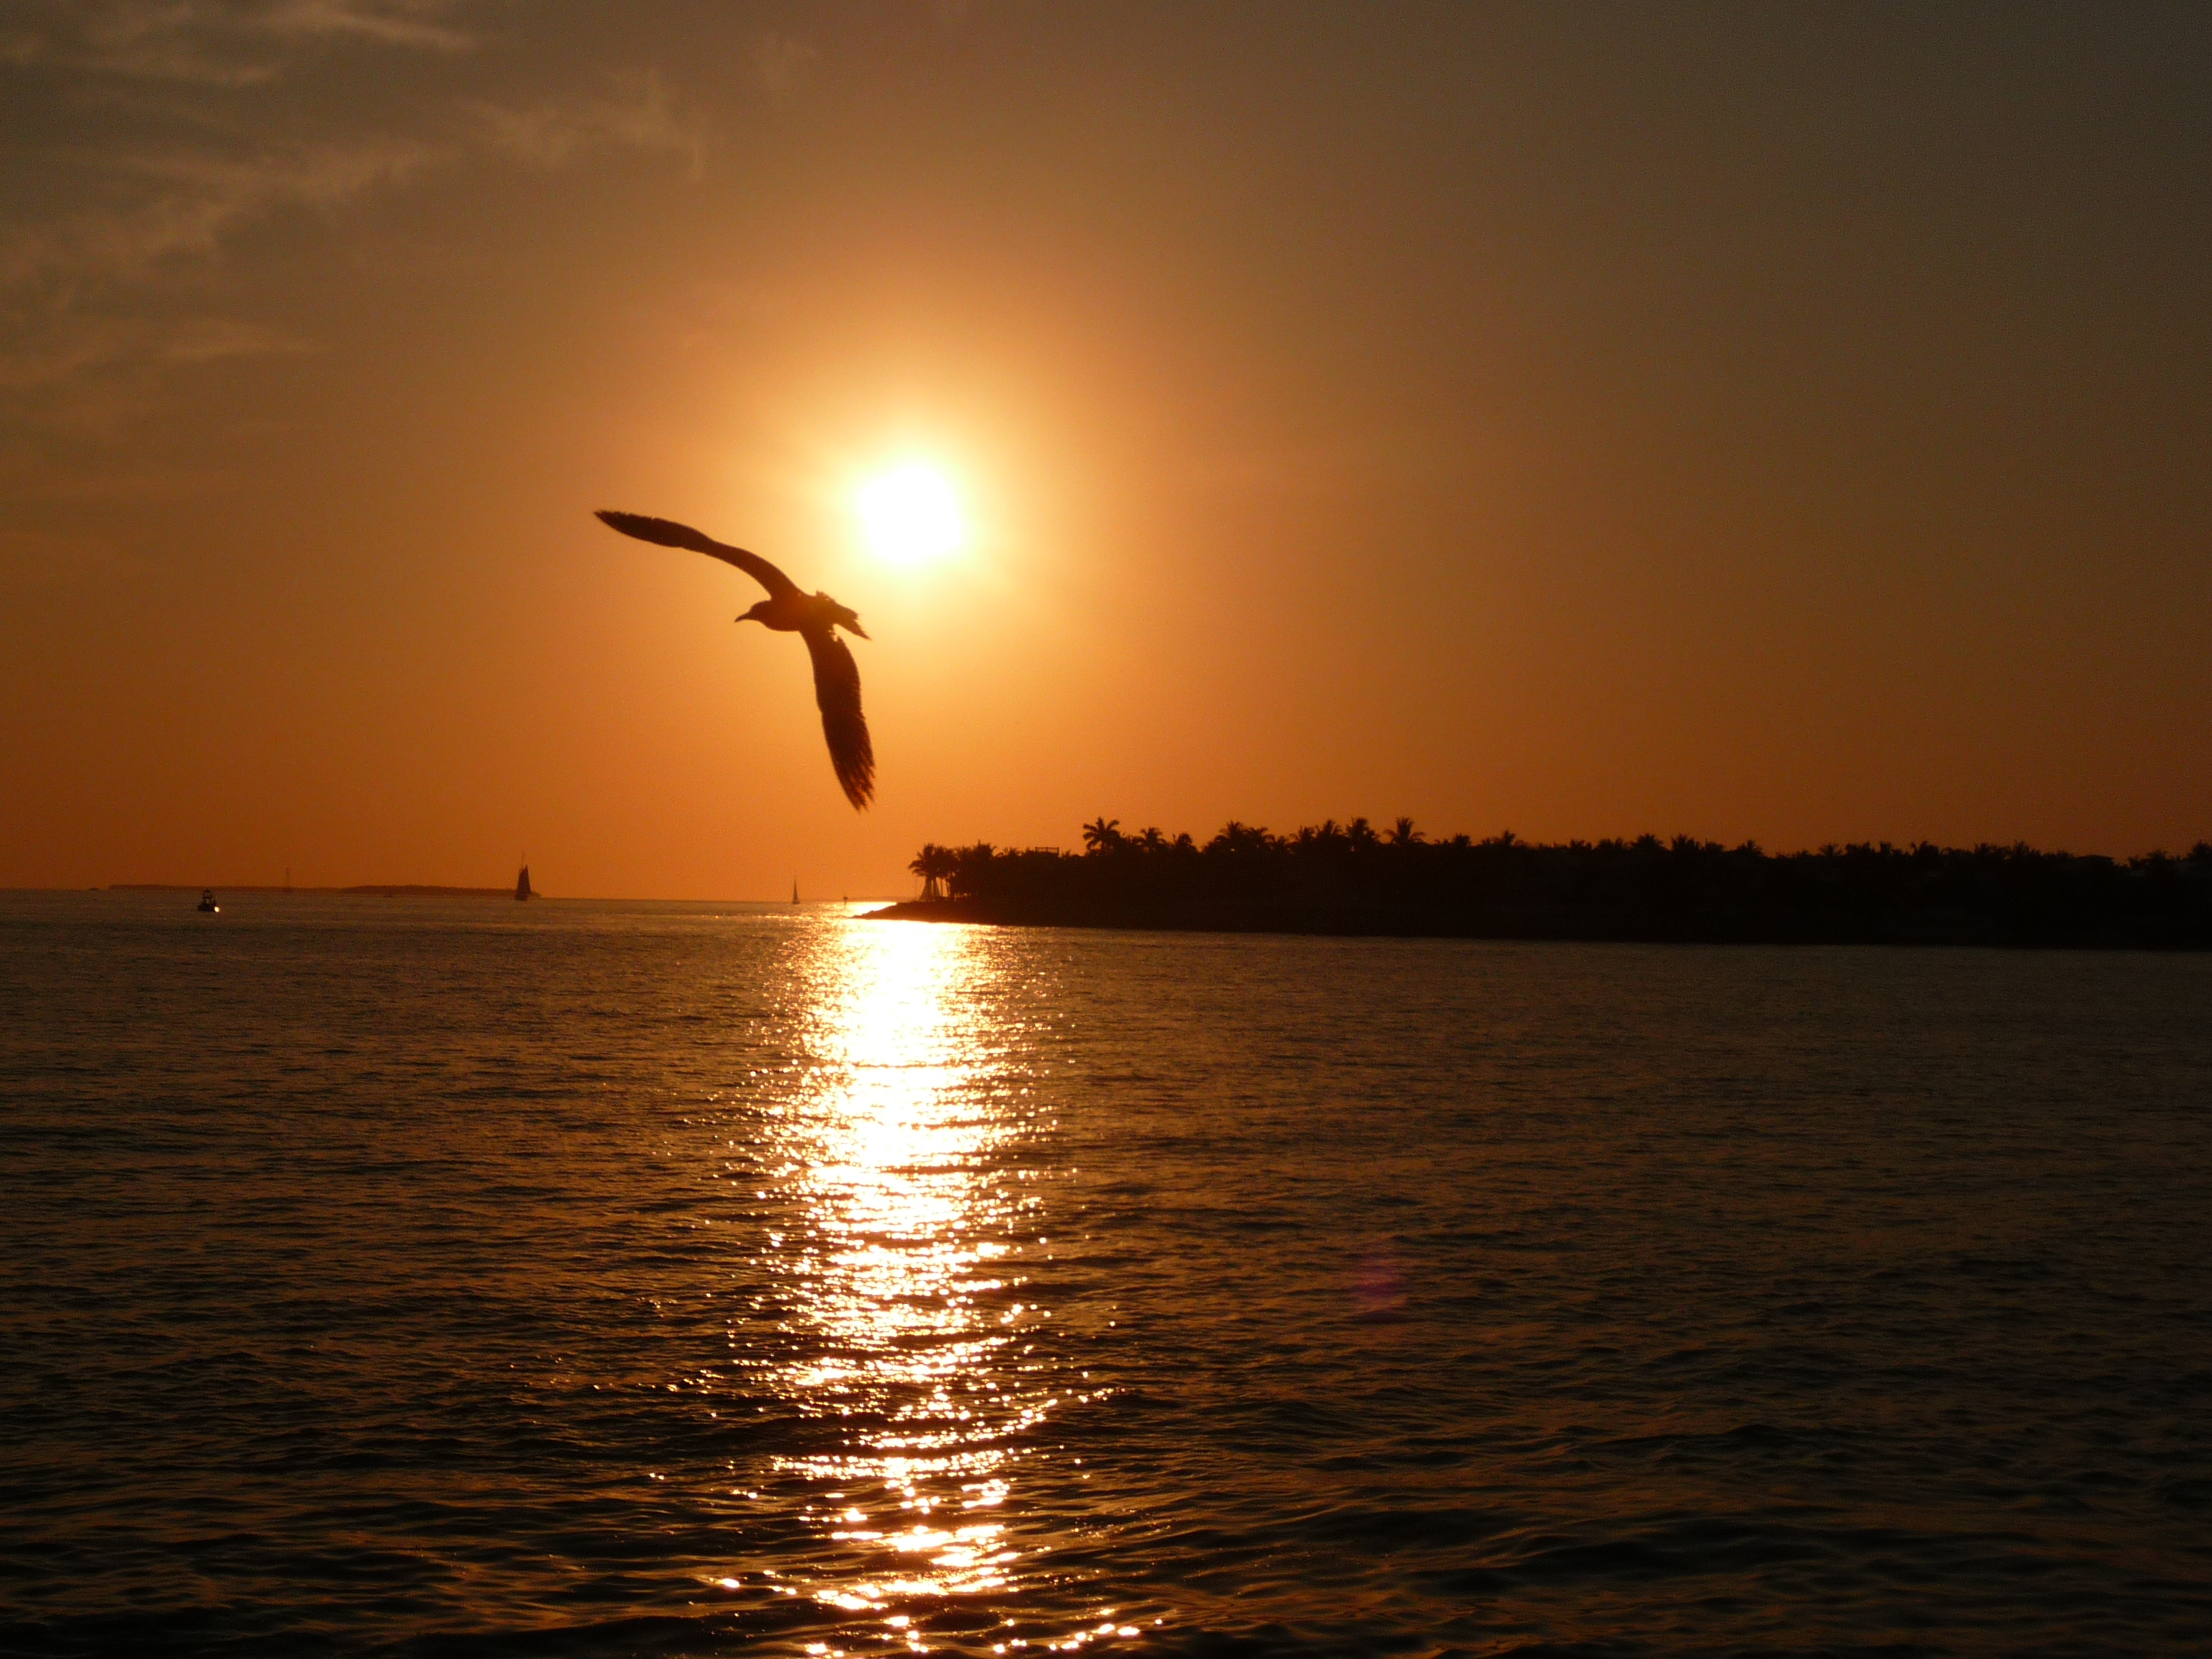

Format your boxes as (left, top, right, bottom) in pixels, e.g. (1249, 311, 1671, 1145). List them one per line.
(14, 884, 905, 906)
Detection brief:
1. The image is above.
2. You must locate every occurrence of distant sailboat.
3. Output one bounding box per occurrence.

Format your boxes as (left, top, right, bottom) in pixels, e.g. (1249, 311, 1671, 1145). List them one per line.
(515, 864, 533, 902)
(791, 878, 800, 904)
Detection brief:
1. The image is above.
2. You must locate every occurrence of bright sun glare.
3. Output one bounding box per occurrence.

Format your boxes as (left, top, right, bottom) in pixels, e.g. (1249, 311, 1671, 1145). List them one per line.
(857, 464, 963, 564)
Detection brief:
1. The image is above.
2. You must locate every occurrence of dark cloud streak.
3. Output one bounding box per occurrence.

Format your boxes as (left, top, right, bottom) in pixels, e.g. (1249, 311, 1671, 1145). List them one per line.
(1, 0, 703, 440)
(0, 0, 472, 84)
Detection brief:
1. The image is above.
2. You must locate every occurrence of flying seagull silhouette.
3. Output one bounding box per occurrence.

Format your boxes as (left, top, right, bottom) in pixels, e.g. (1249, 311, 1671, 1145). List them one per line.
(595, 511, 875, 809)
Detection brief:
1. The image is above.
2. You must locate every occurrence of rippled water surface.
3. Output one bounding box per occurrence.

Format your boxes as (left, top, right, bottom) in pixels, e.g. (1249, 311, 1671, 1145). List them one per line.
(4, 892, 2209, 1656)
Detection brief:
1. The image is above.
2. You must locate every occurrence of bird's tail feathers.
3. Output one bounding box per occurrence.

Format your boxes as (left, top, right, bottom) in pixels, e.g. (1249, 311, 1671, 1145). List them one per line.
(817, 593, 869, 639)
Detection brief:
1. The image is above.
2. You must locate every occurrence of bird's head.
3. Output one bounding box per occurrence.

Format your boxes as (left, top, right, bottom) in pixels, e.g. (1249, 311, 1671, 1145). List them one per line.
(736, 601, 770, 626)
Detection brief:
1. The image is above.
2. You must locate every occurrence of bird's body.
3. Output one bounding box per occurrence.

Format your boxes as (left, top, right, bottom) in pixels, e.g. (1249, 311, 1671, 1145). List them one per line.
(737, 588, 868, 639)
(595, 511, 876, 809)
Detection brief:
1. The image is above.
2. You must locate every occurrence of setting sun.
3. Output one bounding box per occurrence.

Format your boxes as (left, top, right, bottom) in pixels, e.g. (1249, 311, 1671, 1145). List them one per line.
(857, 464, 963, 564)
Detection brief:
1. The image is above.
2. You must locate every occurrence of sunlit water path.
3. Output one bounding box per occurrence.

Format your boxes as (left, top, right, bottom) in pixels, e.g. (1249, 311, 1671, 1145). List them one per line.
(4, 894, 2208, 1655)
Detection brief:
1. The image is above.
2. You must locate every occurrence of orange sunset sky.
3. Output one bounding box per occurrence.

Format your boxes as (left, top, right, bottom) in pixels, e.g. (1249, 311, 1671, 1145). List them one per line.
(4, 2, 2208, 899)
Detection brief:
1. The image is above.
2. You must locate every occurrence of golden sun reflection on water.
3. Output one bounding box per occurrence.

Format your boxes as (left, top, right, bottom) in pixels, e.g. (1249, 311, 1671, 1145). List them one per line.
(765, 920, 1052, 1629)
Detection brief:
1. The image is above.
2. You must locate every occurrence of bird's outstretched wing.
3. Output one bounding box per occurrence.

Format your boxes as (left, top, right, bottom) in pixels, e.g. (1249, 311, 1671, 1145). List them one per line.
(595, 511, 800, 600)
(802, 626, 875, 810)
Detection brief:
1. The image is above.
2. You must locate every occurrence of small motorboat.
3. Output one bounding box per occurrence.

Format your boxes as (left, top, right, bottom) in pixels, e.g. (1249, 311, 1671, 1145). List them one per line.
(197, 889, 220, 914)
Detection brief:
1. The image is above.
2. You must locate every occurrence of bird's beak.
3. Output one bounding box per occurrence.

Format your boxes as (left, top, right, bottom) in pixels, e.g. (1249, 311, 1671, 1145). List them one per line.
(849, 621, 871, 640)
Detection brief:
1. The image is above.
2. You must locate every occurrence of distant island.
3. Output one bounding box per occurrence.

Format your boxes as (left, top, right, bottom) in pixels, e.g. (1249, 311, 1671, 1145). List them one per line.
(109, 884, 524, 898)
(874, 818, 2212, 948)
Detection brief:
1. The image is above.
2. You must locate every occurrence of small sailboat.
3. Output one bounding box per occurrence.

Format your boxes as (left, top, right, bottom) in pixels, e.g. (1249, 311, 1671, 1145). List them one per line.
(791, 878, 800, 905)
(197, 889, 220, 914)
(515, 864, 534, 902)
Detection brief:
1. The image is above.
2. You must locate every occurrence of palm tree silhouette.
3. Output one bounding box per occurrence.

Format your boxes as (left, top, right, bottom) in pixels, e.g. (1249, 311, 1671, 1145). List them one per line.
(908, 843, 956, 900)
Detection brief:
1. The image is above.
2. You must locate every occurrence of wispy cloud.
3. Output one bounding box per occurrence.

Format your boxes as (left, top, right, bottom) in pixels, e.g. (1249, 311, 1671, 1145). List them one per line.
(0, 305, 315, 447)
(0, 310, 309, 384)
(162, 315, 316, 362)
(0, 136, 446, 292)
(0, 0, 469, 84)
(750, 30, 817, 100)
(258, 0, 470, 51)
(471, 71, 705, 175)
(0, 6, 706, 437)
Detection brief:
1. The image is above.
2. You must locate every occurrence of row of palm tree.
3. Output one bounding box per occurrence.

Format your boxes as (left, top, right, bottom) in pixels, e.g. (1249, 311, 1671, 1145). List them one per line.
(1079, 815, 1434, 855)
(904, 819, 2212, 943)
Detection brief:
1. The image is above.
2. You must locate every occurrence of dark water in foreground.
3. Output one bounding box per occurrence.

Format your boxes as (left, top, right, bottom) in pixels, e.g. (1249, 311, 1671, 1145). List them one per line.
(4, 894, 2209, 1658)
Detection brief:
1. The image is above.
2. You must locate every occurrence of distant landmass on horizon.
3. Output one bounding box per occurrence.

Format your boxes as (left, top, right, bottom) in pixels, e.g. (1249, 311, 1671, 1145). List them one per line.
(108, 884, 524, 899)
(877, 819, 2212, 950)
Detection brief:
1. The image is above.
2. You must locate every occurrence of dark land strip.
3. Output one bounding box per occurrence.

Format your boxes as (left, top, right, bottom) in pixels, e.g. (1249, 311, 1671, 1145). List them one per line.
(876, 820, 2212, 948)
(108, 884, 521, 898)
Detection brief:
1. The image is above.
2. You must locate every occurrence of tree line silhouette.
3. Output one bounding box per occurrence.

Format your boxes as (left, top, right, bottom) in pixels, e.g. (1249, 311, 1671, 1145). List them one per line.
(898, 818, 2212, 946)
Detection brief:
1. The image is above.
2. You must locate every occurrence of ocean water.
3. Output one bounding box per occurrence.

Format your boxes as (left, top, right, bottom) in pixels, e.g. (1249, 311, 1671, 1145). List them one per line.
(2, 893, 2208, 1658)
